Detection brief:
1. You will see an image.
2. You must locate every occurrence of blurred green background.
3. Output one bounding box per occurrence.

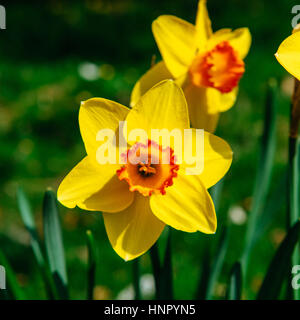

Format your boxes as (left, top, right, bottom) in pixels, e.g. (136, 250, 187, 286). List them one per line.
(0, 0, 298, 299)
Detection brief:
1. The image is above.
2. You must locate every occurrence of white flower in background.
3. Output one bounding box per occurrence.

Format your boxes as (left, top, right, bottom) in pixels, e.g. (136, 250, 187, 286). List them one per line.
(78, 62, 99, 81)
(228, 205, 247, 225)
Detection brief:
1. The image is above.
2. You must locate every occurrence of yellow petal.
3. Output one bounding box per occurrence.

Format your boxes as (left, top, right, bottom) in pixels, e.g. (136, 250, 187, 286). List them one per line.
(195, 0, 212, 51)
(275, 31, 300, 81)
(130, 61, 173, 107)
(103, 194, 165, 261)
(182, 128, 233, 189)
(57, 156, 119, 209)
(126, 80, 190, 144)
(206, 86, 238, 113)
(184, 83, 220, 132)
(79, 175, 134, 213)
(152, 15, 197, 78)
(150, 170, 216, 233)
(79, 98, 129, 156)
(207, 28, 251, 59)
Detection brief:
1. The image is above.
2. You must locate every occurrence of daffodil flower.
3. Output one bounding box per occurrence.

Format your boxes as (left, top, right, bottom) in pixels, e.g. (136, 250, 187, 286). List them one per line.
(57, 80, 232, 261)
(276, 26, 300, 137)
(131, 0, 251, 132)
(275, 27, 300, 81)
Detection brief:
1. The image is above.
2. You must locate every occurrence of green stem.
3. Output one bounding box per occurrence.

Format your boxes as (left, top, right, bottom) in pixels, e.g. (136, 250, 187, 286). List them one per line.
(241, 80, 277, 278)
(226, 262, 242, 300)
(161, 228, 173, 300)
(132, 259, 141, 300)
(149, 243, 161, 299)
(287, 137, 299, 227)
(86, 230, 96, 300)
(287, 136, 299, 300)
(205, 227, 229, 299)
(195, 242, 210, 300)
(150, 229, 173, 300)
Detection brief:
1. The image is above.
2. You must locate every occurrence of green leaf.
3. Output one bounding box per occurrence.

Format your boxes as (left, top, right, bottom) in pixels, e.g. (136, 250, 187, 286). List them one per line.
(86, 230, 97, 300)
(195, 243, 211, 300)
(253, 172, 287, 243)
(242, 79, 278, 275)
(257, 220, 300, 300)
(17, 187, 45, 268)
(0, 249, 26, 300)
(226, 262, 242, 300)
(161, 227, 173, 300)
(17, 187, 57, 299)
(43, 189, 68, 299)
(209, 178, 224, 212)
(206, 227, 229, 299)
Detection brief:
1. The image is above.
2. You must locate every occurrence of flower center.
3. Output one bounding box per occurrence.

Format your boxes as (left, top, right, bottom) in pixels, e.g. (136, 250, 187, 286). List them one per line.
(189, 41, 245, 93)
(117, 140, 179, 197)
(138, 160, 157, 177)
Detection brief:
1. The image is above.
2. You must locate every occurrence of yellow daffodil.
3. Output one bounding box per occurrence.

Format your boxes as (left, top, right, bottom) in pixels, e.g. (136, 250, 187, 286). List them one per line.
(57, 80, 232, 261)
(276, 26, 300, 137)
(275, 27, 300, 81)
(131, 0, 251, 132)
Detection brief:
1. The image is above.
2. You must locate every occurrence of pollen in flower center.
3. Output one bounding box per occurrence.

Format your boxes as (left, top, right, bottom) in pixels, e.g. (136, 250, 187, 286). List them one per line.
(138, 161, 157, 177)
(189, 41, 245, 93)
(117, 140, 179, 197)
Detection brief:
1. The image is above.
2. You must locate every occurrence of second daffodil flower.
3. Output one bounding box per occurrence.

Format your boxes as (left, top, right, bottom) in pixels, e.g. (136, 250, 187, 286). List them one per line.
(275, 26, 300, 137)
(131, 0, 251, 132)
(57, 80, 232, 261)
(275, 25, 300, 82)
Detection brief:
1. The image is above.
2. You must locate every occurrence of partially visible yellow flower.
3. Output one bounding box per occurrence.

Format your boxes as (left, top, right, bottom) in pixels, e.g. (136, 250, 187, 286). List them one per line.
(276, 26, 300, 137)
(131, 0, 251, 132)
(275, 27, 300, 81)
(57, 80, 232, 261)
